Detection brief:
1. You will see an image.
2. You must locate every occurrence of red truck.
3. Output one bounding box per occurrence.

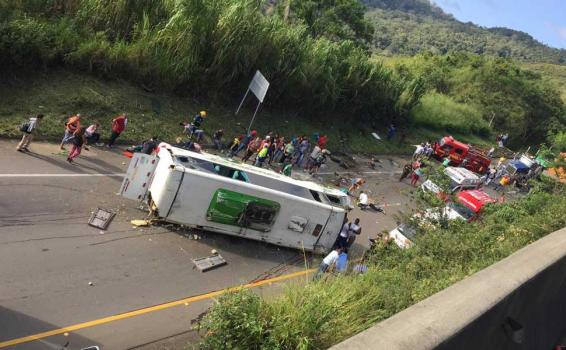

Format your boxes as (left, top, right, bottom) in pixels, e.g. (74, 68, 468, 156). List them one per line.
(433, 136, 491, 174)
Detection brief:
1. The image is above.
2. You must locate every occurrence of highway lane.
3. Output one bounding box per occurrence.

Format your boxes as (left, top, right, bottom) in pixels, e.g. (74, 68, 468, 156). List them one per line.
(0, 139, 307, 349)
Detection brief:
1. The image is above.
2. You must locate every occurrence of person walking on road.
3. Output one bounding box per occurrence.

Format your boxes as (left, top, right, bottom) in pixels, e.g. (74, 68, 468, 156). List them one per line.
(231, 130, 256, 157)
(255, 144, 269, 167)
(67, 127, 86, 163)
(108, 113, 128, 148)
(16, 114, 44, 152)
(60, 114, 81, 150)
(313, 247, 344, 280)
(242, 136, 261, 163)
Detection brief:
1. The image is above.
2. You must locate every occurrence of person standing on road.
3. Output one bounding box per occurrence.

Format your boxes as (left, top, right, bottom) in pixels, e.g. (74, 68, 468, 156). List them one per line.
(67, 127, 86, 163)
(313, 247, 344, 280)
(347, 218, 362, 247)
(336, 220, 351, 248)
(60, 114, 81, 150)
(108, 113, 128, 148)
(16, 114, 44, 152)
(280, 139, 295, 164)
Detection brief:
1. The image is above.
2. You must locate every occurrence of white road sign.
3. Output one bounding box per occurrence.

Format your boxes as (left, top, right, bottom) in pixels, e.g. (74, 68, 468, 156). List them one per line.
(249, 70, 269, 103)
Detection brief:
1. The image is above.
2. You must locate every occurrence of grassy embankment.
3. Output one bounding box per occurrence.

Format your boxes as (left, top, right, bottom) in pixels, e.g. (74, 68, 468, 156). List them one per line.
(0, 69, 490, 154)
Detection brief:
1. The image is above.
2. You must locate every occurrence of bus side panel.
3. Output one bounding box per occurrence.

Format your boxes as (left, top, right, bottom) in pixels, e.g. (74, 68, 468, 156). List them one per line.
(165, 170, 335, 252)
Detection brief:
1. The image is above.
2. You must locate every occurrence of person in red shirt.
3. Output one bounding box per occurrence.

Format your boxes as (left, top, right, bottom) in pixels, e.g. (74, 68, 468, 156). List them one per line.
(318, 135, 328, 149)
(60, 114, 81, 150)
(108, 113, 128, 148)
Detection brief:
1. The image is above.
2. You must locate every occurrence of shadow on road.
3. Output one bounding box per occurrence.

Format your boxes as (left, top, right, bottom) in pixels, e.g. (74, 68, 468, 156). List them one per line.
(0, 306, 99, 350)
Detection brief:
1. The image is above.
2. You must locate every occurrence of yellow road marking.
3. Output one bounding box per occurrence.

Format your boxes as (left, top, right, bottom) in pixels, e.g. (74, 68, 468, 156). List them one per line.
(0, 268, 315, 348)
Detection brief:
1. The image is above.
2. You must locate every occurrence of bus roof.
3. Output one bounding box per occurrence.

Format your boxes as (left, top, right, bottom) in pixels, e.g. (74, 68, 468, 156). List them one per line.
(161, 144, 348, 198)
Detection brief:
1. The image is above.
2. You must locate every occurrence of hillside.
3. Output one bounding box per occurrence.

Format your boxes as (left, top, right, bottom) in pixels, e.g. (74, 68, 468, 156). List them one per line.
(363, 0, 566, 64)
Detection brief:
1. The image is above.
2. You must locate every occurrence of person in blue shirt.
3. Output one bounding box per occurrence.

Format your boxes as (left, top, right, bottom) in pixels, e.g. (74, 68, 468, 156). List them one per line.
(335, 248, 348, 273)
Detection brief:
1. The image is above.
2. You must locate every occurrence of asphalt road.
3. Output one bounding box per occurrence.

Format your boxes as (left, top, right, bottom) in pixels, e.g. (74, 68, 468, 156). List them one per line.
(0, 139, 317, 350)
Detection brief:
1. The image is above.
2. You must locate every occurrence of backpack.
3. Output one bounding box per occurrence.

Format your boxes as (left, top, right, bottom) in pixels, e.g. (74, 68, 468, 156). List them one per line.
(19, 121, 30, 132)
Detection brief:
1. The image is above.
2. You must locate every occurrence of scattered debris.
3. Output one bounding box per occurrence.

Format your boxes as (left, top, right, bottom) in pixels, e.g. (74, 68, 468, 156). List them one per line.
(193, 254, 227, 272)
(211, 249, 218, 255)
(88, 208, 116, 230)
(371, 132, 381, 140)
(88, 281, 94, 286)
(131, 219, 151, 227)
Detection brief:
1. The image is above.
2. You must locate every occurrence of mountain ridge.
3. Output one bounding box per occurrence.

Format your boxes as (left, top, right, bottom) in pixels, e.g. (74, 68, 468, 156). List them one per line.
(362, 0, 565, 64)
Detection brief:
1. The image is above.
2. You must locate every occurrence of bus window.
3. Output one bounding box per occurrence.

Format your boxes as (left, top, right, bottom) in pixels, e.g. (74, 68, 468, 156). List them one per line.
(310, 190, 322, 202)
(325, 194, 341, 205)
(213, 163, 249, 182)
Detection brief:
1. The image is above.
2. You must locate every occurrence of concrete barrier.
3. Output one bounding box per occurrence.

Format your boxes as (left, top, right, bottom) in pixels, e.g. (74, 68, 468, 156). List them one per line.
(332, 227, 566, 350)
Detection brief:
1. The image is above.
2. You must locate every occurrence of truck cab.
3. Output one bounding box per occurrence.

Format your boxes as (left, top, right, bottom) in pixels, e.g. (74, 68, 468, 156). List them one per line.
(433, 136, 491, 174)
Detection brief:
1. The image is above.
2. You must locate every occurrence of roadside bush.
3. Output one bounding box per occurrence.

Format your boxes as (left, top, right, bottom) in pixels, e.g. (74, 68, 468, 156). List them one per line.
(200, 177, 566, 349)
(410, 92, 490, 135)
(199, 291, 273, 350)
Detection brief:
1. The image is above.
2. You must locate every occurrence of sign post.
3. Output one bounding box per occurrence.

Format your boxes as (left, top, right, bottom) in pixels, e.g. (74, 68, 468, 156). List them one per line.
(235, 70, 270, 133)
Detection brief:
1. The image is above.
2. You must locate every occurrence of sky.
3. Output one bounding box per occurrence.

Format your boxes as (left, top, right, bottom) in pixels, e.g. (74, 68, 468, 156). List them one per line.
(432, 0, 566, 49)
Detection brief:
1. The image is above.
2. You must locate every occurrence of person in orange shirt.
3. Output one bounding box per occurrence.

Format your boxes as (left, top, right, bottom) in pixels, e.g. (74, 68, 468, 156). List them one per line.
(60, 114, 81, 150)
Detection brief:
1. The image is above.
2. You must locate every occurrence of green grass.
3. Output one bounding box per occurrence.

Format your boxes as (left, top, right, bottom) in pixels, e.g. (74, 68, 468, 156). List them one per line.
(0, 69, 489, 155)
(411, 93, 490, 136)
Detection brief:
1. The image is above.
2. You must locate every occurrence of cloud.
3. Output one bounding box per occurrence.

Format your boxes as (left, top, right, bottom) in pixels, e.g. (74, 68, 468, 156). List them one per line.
(545, 21, 566, 42)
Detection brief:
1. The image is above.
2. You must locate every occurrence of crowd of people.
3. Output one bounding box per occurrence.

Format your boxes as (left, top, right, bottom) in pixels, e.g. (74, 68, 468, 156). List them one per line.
(222, 129, 330, 175)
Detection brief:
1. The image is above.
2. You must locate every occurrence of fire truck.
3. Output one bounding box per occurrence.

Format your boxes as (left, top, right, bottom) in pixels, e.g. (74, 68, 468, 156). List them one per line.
(433, 136, 491, 174)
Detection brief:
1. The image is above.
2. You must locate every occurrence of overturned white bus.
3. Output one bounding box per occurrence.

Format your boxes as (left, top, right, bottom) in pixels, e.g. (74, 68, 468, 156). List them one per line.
(120, 143, 351, 254)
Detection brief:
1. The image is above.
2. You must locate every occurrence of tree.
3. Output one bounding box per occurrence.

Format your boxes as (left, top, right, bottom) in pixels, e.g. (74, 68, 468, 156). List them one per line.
(283, 0, 374, 47)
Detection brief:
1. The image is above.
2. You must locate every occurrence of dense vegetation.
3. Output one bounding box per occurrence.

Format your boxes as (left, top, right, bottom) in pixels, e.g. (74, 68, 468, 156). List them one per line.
(0, 0, 424, 126)
(381, 53, 565, 147)
(362, 0, 566, 64)
(1, 0, 564, 148)
(200, 176, 566, 349)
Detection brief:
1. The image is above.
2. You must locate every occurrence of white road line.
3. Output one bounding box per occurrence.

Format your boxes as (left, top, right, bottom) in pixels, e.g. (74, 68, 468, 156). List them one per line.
(0, 173, 125, 177)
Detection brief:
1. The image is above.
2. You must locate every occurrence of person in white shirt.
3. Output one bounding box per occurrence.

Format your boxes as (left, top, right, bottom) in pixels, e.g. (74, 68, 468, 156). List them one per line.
(337, 221, 351, 248)
(413, 143, 425, 159)
(85, 122, 101, 147)
(313, 247, 344, 280)
(16, 114, 44, 152)
(347, 218, 362, 247)
(358, 191, 369, 210)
